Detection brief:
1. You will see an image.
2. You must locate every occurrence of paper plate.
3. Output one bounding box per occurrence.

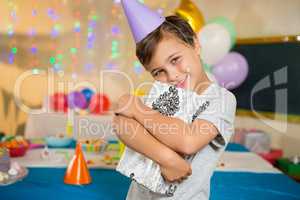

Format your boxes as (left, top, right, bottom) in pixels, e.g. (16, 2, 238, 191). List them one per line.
(0, 167, 28, 186)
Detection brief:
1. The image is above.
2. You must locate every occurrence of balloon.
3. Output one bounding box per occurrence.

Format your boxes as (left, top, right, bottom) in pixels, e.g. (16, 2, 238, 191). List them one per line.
(212, 52, 249, 90)
(81, 88, 94, 103)
(68, 91, 88, 109)
(198, 23, 231, 65)
(208, 16, 237, 47)
(89, 94, 110, 115)
(133, 89, 146, 97)
(50, 93, 68, 112)
(175, 0, 205, 33)
(203, 62, 212, 73)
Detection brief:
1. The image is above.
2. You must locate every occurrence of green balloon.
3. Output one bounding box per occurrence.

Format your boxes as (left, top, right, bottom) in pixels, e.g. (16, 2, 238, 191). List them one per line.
(203, 62, 212, 73)
(208, 16, 237, 47)
(200, 57, 213, 73)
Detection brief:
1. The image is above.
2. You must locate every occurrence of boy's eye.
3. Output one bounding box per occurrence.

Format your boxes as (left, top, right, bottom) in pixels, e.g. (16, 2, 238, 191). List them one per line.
(153, 69, 163, 77)
(170, 56, 180, 65)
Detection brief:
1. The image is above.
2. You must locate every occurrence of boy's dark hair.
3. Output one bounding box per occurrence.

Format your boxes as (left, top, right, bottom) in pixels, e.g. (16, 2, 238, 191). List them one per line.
(136, 15, 196, 66)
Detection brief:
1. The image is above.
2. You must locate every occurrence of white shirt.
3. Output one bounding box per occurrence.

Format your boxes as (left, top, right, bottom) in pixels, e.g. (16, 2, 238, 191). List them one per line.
(126, 83, 237, 200)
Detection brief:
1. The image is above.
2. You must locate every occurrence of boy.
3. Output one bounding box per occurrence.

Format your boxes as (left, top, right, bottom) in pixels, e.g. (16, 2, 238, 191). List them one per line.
(113, 0, 236, 199)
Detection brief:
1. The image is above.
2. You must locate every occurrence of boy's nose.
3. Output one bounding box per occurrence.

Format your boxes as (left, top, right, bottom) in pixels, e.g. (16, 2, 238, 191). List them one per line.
(167, 72, 180, 84)
(166, 65, 182, 84)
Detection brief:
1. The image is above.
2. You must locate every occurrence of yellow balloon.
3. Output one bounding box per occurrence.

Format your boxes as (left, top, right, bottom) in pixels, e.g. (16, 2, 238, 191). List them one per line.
(133, 88, 146, 97)
(175, 0, 205, 33)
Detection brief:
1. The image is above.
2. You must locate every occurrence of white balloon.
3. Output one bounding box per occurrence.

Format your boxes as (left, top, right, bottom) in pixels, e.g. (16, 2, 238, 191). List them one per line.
(199, 24, 231, 65)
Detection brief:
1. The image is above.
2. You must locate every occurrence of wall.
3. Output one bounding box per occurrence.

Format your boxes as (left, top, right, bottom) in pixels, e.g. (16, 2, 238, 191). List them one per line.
(0, 1, 299, 157)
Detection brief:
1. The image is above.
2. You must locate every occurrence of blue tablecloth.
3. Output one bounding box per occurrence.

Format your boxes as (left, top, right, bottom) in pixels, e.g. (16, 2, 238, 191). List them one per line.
(1, 143, 299, 200)
(48, 141, 248, 151)
(225, 143, 249, 152)
(1, 168, 299, 200)
(1, 168, 129, 200)
(211, 171, 300, 200)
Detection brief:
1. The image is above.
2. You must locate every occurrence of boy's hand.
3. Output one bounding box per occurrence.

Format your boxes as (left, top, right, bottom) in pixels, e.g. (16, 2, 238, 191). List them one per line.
(115, 94, 143, 118)
(160, 153, 192, 183)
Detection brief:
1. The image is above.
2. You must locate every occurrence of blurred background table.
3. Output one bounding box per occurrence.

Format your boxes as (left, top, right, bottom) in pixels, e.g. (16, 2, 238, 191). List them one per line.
(25, 112, 117, 141)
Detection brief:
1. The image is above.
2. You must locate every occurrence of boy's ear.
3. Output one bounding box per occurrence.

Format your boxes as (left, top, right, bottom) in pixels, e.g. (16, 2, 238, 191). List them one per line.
(193, 36, 201, 55)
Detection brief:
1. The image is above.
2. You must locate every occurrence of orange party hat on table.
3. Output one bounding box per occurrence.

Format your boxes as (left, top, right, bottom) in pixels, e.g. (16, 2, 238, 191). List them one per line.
(64, 142, 91, 185)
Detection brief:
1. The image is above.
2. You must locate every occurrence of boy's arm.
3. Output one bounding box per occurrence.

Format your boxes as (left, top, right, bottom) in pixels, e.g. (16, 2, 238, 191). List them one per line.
(133, 104, 218, 155)
(113, 114, 173, 165)
(113, 114, 192, 182)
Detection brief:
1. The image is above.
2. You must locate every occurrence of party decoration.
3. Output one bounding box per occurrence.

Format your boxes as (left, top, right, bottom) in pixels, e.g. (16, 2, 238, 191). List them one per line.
(89, 94, 111, 114)
(198, 23, 231, 65)
(203, 62, 212, 73)
(175, 0, 205, 33)
(50, 93, 68, 112)
(81, 88, 94, 103)
(68, 91, 88, 109)
(64, 143, 91, 185)
(133, 88, 146, 97)
(212, 52, 249, 90)
(208, 16, 237, 47)
(121, 0, 165, 43)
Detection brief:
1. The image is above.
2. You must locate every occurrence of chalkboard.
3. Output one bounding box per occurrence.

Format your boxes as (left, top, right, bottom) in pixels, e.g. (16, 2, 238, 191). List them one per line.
(231, 42, 300, 116)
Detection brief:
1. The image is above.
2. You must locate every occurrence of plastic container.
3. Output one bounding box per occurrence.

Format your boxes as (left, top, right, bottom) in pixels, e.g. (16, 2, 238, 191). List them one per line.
(8, 146, 28, 157)
(244, 131, 271, 153)
(45, 136, 73, 148)
(258, 149, 283, 165)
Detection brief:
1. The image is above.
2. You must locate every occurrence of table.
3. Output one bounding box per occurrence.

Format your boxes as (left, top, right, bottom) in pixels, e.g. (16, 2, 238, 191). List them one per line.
(1, 144, 300, 200)
(0, 168, 130, 200)
(1, 168, 300, 200)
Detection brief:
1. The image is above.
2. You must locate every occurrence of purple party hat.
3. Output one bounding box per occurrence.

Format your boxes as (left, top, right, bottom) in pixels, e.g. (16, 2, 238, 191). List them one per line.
(121, 0, 165, 43)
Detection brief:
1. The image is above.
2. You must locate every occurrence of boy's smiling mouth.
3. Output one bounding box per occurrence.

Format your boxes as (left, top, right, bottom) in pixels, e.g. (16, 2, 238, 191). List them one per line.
(176, 74, 189, 88)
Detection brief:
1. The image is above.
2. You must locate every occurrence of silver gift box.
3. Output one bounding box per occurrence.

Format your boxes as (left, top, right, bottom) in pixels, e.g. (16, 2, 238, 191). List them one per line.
(116, 81, 209, 196)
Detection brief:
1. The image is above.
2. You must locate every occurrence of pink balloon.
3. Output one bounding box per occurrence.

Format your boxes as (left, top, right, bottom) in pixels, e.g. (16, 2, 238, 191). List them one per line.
(212, 52, 249, 90)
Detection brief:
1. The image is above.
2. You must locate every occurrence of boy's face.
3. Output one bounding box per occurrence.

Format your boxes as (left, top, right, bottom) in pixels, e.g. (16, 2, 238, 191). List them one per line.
(145, 33, 206, 92)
